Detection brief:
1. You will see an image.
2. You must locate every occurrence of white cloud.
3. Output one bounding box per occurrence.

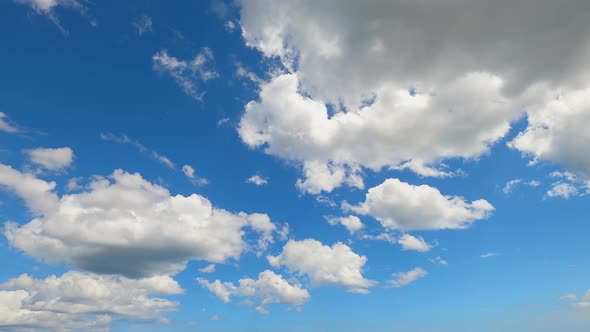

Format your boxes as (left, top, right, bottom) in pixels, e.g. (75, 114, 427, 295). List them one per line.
(197, 270, 310, 314)
(268, 239, 375, 294)
(547, 182, 579, 199)
(246, 175, 268, 186)
(0, 271, 180, 330)
(133, 14, 152, 36)
(509, 87, 590, 186)
(0, 113, 18, 133)
(398, 234, 431, 252)
(502, 179, 541, 195)
(15, 0, 94, 34)
(182, 164, 209, 186)
(388, 267, 427, 288)
(429, 256, 448, 266)
(199, 264, 216, 274)
(326, 215, 364, 235)
(560, 294, 577, 301)
(153, 49, 218, 101)
(25, 147, 74, 171)
(239, 73, 511, 193)
(0, 164, 281, 278)
(347, 178, 494, 231)
(480, 252, 497, 259)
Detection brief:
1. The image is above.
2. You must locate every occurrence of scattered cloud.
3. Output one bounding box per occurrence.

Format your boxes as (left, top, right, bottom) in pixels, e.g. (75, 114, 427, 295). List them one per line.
(268, 239, 375, 294)
(346, 178, 494, 231)
(133, 14, 153, 36)
(429, 256, 448, 266)
(560, 294, 577, 301)
(182, 164, 209, 186)
(326, 215, 364, 235)
(101, 132, 176, 169)
(24, 147, 74, 171)
(15, 0, 94, 34)
(502, 179, 541, 195)
(246, 174, 268, 186)
(480, 252, 497, 259)
(0, 113, 18, 133)
(199, 264, 216, 274)
(388, 267, 428, 288)
(197, 270, 309, 314)
(545, 171, 588, 199)
(152, 48, 218, 101)
(398, 234, 431, 252)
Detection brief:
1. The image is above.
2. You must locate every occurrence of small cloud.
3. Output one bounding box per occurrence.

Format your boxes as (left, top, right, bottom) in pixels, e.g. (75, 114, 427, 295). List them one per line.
(398, 234, 431, 252)
(560, 294, 577, 301)
(198, 264, 215, 274)
(182, 164, 209, 186)
(25, 147, 74, 171)
(66, 177, 83, 191)
(15, 0, 94, 35)
(480, 252, 497, 259)
(503, 178, 541, 195)
(326, 215, 364, 235)
(0, 112, 19, 133)
(133, 14, 153, 36)
(429, 256, 448, 265)
(217, 117, 231, 126)
(224, 20, 237, 32)
(388, 267, 427, 288)
(547, 182, 579, 199)
(246, 175, 268, 186)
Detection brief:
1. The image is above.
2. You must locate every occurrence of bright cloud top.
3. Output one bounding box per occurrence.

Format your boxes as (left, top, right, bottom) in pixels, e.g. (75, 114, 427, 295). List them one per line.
(0, 164, 280, 278)
(25, 146, 74, 171)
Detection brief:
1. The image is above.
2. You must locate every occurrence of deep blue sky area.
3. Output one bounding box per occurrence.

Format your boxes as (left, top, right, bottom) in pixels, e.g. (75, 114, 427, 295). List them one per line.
(1, 1, 589, 331)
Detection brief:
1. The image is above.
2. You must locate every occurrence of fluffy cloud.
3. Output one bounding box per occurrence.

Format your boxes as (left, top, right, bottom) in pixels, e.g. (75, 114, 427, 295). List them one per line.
(326, 215, 364, 235)
(197, 270, 310, 314)
(268, 239, 375, 294)
(398, 234, 431, 252)
(239, 73, 512, 193)
(0, 164, 280, 278)
(502, 179, 541, 195)
(25, 147, 74, 171)
(0, 113, 18, 133)
(246, 175, 268, 186)
(388, 267, 428, 288)
(153, 49, 218, 101)
(238, 0, 590, 192)
(182, 164, 209, 186)
(347, 178, 494, 231)
(0, 271, 180, 330)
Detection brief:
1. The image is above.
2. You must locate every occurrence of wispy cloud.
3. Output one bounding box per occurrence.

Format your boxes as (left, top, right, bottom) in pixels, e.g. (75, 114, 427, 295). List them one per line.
(100, 133, 175, 170)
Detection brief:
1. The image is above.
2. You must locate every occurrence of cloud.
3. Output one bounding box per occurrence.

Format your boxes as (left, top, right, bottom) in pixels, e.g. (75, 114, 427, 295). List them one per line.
(199, 264, 216, 274)
(480, 252, 497, 259)
(502, 179, 541, 195)
(0, 113, 18, 133)
(153, 49, 218, 101)
(0, 271, 180, 330)
(326, 215, 364, 235)
(246, 175, 268, 186)
(398, 234, 431, 252)
(133, 14, 153, 36)
(24, 147, 74, 171)
(197, 270, 309, 314)
(388, 267, 428, 288)
(15, 0, 94, 34)
(182, 164, 209, 186)
(509, 87, 590, 185)
(346, 178, 494, 231)
(429, 256, 448, 266)
(101, 132, 176, 170)
(239, 73, 512, 193)
(560, 294, 577, 301)
(0, 164, 281, 278)
(268, 239, 375, 294)
(547, 183, 579, 199)
(544, 171, 587, 199)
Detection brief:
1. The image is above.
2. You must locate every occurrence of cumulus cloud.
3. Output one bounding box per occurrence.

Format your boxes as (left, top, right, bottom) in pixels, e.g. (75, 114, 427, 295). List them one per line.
(543, 171, 588, 199)
(0, 164, 281, 278)
(268, 239, 375, 294)
(246, 174, 268, 186)
(24, 147, 74, 171)
(388, 267, 428, 288)
(153, 48, 218, 101)
(346, 178, 494, 231)
(326, 215, 364, 235)
(398, 234, 431, 252)
(0, 271, 180, 330)
(0, 113, 18, 133)
(197, 270, 310, 314)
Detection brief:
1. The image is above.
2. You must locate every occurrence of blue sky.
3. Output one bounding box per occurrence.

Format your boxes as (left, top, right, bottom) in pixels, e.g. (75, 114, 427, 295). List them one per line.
(1, 1, 590, 331)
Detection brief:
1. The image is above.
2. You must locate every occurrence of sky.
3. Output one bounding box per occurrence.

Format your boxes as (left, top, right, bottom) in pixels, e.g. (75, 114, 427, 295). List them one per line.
(1, 0, 590, 331)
